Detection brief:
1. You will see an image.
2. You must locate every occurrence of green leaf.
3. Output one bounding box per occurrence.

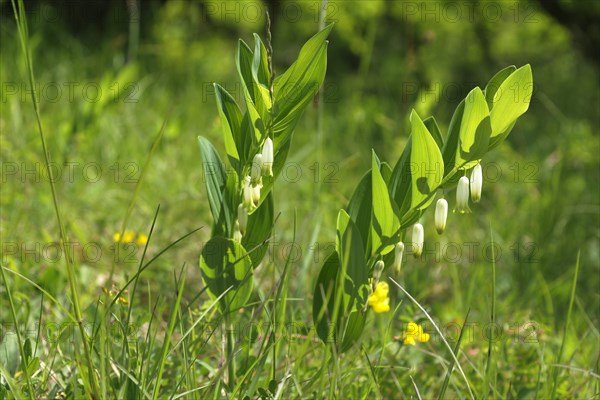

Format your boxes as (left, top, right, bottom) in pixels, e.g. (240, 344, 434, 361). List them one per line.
(441, 99, 465, 176)
(336, 210, 369, 351)
(341, 311, 367, 352)
(26, 357, 40, 377)
(371, 150, 400, 255)
(244, 90, 265, 147)
(455, 87, 491, 169)
(489, 64, 533, 139)
(423, 116, 444, 150)
(214, 84, 242, 172)
(272, 24, 333, 149)
(24, 338, 32, 362)
(242, 193, 274, 268)
(484, 65, 516, 109)
(346, 170, 372, 256)
(199, 236, 253, 313)
(236, 40, 264, 146)
(336, 209, 368, 295)
(409, 110, 444, 210)
(313, 251, 340, 345)
(236, 39, 256, 103)
(380, 162, 393, 184)
(239, 112, 258, 164)
(252, 33, 273, 117)
(389, 137, 413, 217)
(198, 136, 233, 236)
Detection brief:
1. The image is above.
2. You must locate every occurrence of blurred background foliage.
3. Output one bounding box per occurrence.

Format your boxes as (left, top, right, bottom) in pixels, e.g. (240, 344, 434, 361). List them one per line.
(1, 0, 599, 387)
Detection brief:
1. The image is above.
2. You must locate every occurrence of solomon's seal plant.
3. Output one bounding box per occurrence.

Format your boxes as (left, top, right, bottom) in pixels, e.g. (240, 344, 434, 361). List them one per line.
(312, 64, 533, 352)
(197, 23, 333, 387)
(198, 24, 333, 313)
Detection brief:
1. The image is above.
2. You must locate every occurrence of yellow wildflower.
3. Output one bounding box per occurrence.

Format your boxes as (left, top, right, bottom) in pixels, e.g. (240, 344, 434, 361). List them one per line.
(403, 322, 430, 345)
(103, 287, 129, 305)
(113, 230, 135, 243)
(136, 233, 148, 246)
(368, 282, 391, 313)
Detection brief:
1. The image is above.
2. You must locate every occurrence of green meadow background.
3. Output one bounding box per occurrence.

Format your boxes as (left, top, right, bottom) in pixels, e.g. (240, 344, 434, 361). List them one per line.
(1, 0, 599, 398)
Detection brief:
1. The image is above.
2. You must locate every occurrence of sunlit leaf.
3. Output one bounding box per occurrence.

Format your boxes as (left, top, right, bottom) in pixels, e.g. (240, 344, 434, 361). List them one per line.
(489, 64, 533, 147)
(455, 87, 491, 169)
(371, 150, 400, 255)
(409, 110, 444, 210)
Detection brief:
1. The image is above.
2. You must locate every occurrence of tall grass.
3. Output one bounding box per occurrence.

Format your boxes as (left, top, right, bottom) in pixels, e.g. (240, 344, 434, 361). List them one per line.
(2, 2, 598, 399)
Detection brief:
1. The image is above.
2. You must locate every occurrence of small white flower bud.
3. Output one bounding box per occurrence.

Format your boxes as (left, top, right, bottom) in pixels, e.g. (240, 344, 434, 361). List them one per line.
(251, 154, 263, 186)
(435, 198, 448, 234)
(252, 183, 261, 204)
(233, 221, 243, 243)
(393, 242, 405, 275)
(455, 176, 471, 214)
(470, 163, 482, 203)
(412, 223, 424, 258)
(372, 260, 385, 289)
(262, 137, 274, 177)
(242, 176, 255, 209)
(237, 204, 248, 235)
(374, 260, 384, 279)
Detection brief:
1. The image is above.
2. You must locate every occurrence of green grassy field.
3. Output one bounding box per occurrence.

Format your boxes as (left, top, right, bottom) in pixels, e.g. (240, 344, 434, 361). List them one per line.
(1, 1, 599, 398)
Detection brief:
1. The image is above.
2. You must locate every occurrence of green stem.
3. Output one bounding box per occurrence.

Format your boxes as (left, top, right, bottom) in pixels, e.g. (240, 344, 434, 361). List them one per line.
(314, 0, 328, 207)
(11, 0, 98, 396)
(226, 317, 235, 390)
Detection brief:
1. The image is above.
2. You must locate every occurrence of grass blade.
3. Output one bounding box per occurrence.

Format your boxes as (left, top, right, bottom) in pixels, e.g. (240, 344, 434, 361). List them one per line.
(0, 265, 35, 398)
(550, 251, 580, 398)
(438, 308, 471, 400)
(152, 265, 187, 399)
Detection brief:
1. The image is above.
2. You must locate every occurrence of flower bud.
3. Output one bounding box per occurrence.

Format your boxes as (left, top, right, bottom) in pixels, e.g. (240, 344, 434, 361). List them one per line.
(233, 221, 243, 243)
(262, 137, 274, 176)
(455, 176, 471, 214)
(470, 163, 482, 203)
(393, 242, 405, 275)
(412, 223, 424, 258)
(242, 176, 255, 209)
(435, 198, 448, 234)
(251, 154, 263, 186)
(373, 260, 384, 281)
(237, 204, 248, 235)
(252, 183, 261, 204)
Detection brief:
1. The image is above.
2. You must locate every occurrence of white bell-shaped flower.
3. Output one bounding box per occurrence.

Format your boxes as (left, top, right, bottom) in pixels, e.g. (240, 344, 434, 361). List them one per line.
(237, 204, 248, 235)
(251, 154, 263, 186)
(455, 176, 471, 214)
(252, 182, 261, 204)
(470, 163, 482, 203)
(393, 242, 405, 275)
(412, 223, 424, 258)
(372, 260, 385, 288)
(262, 137, 274, 177)
(233, 221, 243, 243)
(242, 176, 255, 209)
(435, 198, 448, 234)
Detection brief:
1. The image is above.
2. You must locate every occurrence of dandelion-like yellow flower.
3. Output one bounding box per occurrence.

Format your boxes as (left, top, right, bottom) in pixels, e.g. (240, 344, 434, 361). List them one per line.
(368, 282, 391, 313)
(136, 233, 148, 246)
(113, 230, 135, 243)
(403, 322, 430, 345)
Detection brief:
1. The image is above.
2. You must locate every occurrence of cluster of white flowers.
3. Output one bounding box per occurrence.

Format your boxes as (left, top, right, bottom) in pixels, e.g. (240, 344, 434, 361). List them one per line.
(236, 138, 274, 239)
(401, 163, 484, 260)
